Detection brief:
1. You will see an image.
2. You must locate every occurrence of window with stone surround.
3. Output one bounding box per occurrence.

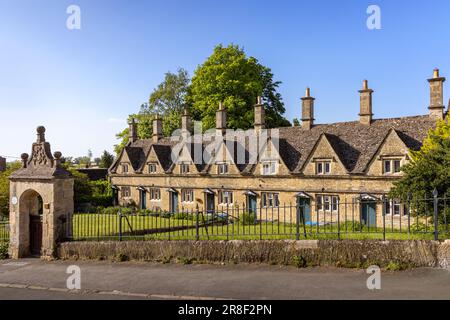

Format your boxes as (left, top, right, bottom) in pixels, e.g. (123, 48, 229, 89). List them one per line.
(218, 191, 233, 205)
(180, 163, 190, 174)
(383, 159, 402, 175)
(149, 188, 161, 201)
(316, 195, 339, 212)
(121, 163, 129, 174)
(121, 186, 131, 198)
(384, 199, 404, 216)
(262, 161, 277, 175)
(218, 163, 229, 175)
(261, 192, 280, 208)
(148, 163, 157, 174)
(181, 189, 194, 203)
(316, 161, 331, 175)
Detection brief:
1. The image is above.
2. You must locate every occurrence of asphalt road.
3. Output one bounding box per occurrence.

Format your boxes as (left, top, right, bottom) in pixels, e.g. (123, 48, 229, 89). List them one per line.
(0, 259, 449, 300)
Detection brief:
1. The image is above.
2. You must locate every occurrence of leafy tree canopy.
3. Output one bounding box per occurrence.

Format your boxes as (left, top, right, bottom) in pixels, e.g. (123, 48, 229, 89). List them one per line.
(0, 161, 22, 217)
(390, 117, 450, 201)
(99, 150, 115, 169)
(187, 44, 291, 130)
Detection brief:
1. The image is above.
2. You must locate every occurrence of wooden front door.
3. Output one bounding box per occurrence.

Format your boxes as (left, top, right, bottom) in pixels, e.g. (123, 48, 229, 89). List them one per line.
(297, 198, 311, 223)
(361, 202, 377, 228)
(29, 215, 42, 255)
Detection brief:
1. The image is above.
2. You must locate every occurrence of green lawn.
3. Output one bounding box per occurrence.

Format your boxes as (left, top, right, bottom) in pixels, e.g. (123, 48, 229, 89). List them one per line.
(0, 222, 9, 242)
(70, 213, 448, 241)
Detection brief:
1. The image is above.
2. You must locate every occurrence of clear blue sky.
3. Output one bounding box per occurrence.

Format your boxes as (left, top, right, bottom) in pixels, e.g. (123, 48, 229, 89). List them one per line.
(1, 0, 449, 160)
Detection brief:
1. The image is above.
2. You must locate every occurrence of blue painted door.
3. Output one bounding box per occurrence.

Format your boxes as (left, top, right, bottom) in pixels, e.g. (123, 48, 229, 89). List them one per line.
(362, 202, 377, 227)
(248, 195, 257, 214)
(170, 192, 178, 213)
(206, 193, 215, 214)
(139, 190, 147, 210)
(297, 198, 311, 223)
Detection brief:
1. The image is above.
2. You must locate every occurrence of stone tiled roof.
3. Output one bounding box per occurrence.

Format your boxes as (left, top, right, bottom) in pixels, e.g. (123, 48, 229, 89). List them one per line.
(278, 115, 435, 174)
(110, 115, 436, 176)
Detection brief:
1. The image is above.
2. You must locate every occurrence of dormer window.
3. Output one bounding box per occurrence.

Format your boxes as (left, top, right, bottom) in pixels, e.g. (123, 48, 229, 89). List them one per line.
(180, 163, 190, 174)
(262, 161, 277, 175)
(122, 164, 129, 174)
(148, 163, 157, 174)
(316, 161, 331, 175)
(383, 159, 402, 175)
(218, 163, 229, 175)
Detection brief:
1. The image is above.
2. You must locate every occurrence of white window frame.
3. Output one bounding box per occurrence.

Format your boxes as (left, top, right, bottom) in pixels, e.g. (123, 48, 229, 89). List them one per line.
(384, 199, 404, 216)
(261, 192, 280, 208)
(149, 188, 161, 201)
(121, 186, 131, 198)
(148, 163, 157, 174)
(262, 161, 277, 175)
(218, 162, 229, 175)
(180, 163, 190, 174)
(316, 161, 331, 175)
(383, 159, 402, 175)
(219, 191, 234, 205)
(181, 189, 194, 203)
(317, 195, 339, 213)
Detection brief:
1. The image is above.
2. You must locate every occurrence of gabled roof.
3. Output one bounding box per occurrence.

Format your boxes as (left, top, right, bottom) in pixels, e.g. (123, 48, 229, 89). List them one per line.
(109, 115, 436, 176)
(278, 115, 434, 174)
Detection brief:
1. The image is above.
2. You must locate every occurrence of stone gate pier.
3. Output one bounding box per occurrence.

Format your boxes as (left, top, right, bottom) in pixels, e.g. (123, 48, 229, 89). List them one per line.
(9, 126, 74, 259)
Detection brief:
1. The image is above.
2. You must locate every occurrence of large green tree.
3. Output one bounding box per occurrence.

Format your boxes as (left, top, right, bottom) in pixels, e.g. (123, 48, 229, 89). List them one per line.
(390, 117, 450, 219)
(115, 69, 190, 154)
(186, 44, 291, 130)
(0, 161, 21, 218)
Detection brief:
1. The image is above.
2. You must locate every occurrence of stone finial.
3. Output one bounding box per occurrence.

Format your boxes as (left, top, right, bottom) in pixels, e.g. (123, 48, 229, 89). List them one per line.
(301, 87, 315, 130)
(21, 153, 29, 168)
(37, 126, 46, 143)
(359, 79, 374, 125)
(218, 102, 224, 111)
(257, 96, 263, 105)
(54, 151, 62, 168)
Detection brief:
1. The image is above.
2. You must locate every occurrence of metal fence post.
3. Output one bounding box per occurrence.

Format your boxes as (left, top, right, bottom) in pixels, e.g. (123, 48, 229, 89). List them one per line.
(382, 196, 386, 241)
(433, 189, 439, 241)
(295, 202, 300, 241)
(195, 205, 199, 241)
(118, 209, 123, 242)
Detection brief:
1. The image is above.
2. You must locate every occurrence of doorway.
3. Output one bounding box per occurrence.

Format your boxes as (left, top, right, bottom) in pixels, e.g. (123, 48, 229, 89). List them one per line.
(20, 190, 43, 256)
(206, 193, 215, 214)
(170, 191, 178, 213)
(139, 189, 147, 210)
(361, 201, 377, 227)
(297, 197, 311, 224)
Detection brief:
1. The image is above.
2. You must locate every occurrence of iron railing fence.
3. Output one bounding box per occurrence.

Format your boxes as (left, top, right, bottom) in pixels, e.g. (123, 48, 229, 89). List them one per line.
(0, 218, 9, 242)
(65, 196, 450, 242)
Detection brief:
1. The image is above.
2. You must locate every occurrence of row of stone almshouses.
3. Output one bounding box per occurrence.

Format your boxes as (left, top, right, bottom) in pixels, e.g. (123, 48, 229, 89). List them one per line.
(109, 69, 449, 227)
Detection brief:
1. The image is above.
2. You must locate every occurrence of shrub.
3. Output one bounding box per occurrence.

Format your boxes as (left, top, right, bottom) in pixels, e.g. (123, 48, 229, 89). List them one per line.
(173, 213, 195, 221)
(292, 255, 307, 268)
(0, 242, 8, 259)
(177, 256, 195, 265)
(240, 212, 257, 225)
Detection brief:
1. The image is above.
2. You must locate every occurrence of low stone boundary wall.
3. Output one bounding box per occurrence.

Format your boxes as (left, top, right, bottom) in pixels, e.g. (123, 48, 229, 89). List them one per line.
(57, 240, 450, 269)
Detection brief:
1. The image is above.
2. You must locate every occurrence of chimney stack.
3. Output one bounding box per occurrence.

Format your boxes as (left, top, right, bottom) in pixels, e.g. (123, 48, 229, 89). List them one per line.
(359, 80, 374, 125)
(129, 118, 138, 143)
(428, 68, 446, 120)
(181, 108, 192, 138)
(152, 114, 163, 143)
(301, 87, 315, 130)
(216, 102, 227, 135)
(254, 96, 265, 133)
